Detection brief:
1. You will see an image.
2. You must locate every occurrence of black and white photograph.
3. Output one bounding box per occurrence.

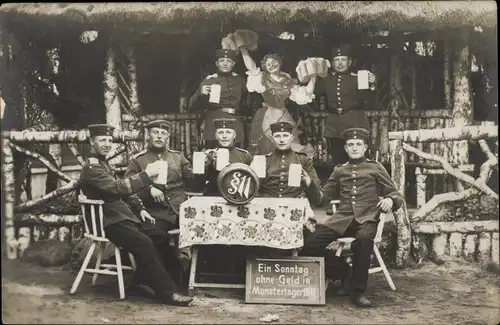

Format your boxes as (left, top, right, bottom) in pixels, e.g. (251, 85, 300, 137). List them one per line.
(1, 2, 498, 324)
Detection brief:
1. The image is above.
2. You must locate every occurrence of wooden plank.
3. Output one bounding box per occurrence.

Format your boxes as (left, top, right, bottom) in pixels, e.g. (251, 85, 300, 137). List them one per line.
(413, 221, 499, 234)
(388, 125, 498, 142)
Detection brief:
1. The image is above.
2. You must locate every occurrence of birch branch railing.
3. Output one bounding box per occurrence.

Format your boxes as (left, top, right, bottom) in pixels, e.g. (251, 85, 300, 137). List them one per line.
(389, 125, 499, 265)
(1, 130, 145, 259)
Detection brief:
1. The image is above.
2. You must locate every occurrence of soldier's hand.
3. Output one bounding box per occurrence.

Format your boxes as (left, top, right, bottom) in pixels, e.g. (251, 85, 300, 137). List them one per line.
(201, 85, 211, 95)
(368, 71, 376, 84)
(145, 161, 164, 177)
(301, 169, 311, 187)
(150, 186, 165, 203)
(139, 210, 156, 224)
(377, 197, 393, 213)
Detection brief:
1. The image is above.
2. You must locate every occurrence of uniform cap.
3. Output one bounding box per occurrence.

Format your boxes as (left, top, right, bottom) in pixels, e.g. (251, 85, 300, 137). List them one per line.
(332, 44, 352, 58)
(270, 121, 294, 134)
(88, 124, 115, 137)
(216, 49, 237, 60)
(214, 118, 236, 130)
(342, 128, 370, 142)
(144, 119, 171, 132)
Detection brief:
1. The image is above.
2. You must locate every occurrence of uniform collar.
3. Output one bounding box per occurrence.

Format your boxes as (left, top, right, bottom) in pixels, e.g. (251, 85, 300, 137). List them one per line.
(275, 148, 292, 155)
(89, 152, 106, 161)
(148, 145, 168, 155)
(349, 157, 366, 165)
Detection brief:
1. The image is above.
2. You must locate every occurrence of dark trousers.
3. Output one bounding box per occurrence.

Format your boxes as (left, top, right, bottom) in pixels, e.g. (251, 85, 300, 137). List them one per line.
(302, 221, 377, 293)
(327, 138, 349, 167)
(105, 221, 177, 298)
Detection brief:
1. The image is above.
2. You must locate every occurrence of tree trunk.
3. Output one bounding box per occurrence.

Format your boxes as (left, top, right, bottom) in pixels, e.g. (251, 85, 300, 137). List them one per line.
(443, 40, 453, 111)
(389, 138, 412, 267)
(103, 46, 123, 165)
(389, 33, 405, 131)
(2, 139, 17, 259)
(451, 30, 473, 165)
(124, 44, 143, 157)
(409, 41, 418, 110)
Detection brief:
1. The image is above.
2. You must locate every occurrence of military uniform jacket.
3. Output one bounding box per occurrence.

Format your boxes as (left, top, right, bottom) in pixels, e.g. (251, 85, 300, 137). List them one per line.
(78, 155, 152, 228)
(125, 148, 202, 224)
(315, 71, 375, 139)
(321, 158, 405, 235)
(204, 146, 253, 196)
(259, 149, 322, 206)
(187, 72, 247, 142)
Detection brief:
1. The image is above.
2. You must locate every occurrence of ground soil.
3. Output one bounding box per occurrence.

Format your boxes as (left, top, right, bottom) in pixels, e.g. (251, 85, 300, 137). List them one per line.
(2, 256, 499, 324)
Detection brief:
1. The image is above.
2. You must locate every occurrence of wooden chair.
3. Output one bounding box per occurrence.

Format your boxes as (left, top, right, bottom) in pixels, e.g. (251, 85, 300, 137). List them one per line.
(70, 196, 136, 300)
(327, 200, 396, 291)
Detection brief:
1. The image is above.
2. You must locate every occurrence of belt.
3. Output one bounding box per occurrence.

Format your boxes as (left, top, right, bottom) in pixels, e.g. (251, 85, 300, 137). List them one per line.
(220, 107, 236, 114)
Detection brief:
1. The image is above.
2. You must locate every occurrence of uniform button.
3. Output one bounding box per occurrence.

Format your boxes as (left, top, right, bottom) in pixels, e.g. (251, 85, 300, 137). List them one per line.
(353, 180, 356, 183)
(280, 177, 284, 180)
(352, 201, 355, 205)
(353, 186, 357, 189)
(280, 189, 283, 192)
(352, 196, 355, 199)
(279, 195, 282, 198)
(281, 165, 285, 168)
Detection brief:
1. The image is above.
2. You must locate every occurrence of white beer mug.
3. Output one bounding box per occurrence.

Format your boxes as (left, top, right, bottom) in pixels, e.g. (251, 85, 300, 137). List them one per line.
(209, 84, 222, 104)
(288, 163, 302, 187)
(357, 70, 370, 90)
(154, 160, 169, 185)
(192, 151, 206, 174)
(216, 148, 230, 171)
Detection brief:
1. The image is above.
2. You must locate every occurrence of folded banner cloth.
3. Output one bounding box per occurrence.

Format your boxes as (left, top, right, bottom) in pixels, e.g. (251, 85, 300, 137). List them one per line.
(179, 197, 314, 249)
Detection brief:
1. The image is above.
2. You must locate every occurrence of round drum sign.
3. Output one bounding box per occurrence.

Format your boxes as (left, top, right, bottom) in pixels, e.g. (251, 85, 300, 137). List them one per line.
(217, 163, 260, 205)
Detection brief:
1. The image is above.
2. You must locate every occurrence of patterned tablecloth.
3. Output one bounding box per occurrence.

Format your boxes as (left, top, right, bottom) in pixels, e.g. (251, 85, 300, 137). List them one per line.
(179, 197, 314, 250)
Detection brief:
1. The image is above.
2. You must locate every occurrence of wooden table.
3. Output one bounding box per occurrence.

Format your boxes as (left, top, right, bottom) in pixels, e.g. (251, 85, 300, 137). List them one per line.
(179, 196, 314, 296)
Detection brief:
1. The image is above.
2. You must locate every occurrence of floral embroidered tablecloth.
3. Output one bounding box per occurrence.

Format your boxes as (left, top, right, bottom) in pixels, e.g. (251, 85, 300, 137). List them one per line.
(179, 197, 314, 249)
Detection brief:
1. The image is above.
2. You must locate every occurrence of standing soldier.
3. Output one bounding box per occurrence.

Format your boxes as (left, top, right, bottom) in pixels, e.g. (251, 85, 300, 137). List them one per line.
(125, 120, 202, 270)
(259, 121, 322, 205)
(203, 118, 253, 196)
(314, 45, 377, 167)
(78, 124, 193, 306)
(301, 128, 405, 308)
(188, 49, 247, 149)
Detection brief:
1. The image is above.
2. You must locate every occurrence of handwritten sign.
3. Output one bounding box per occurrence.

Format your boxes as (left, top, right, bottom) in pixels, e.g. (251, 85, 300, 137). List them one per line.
(245, 256, 325, 305)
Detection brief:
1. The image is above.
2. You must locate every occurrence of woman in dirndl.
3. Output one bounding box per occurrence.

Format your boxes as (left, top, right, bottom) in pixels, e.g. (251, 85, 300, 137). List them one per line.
(239, 48, 317, 157)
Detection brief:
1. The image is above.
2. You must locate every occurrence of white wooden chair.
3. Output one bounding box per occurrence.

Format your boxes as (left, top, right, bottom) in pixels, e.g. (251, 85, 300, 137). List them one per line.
(327, 200, 396, 291)
(70, 195, 136, 300)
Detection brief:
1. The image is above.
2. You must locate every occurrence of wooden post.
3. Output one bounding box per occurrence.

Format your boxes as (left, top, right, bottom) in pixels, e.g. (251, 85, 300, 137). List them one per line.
(104, 46, 124, 165)
(2, 139, 17, 259)
(389, 138, 412, 266)
(492, 232, 499, 266)
(448, 232, 463, 257)
(443, 40, 453, 111)
(415, 167, 427, 208)
(432, 233, 447, 261)
(477, 232, 492, 264)
(463, 234, 477, 261)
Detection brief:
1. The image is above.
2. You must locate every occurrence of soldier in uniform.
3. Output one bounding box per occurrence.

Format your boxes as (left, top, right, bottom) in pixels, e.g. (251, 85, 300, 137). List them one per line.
(259, 121, 322, 205)
(301, 128, 405, 308)
(188, 49, 247, 149)
(197, 117, 253, 281)
(314, 45, 377, 167)
(203, 118, 253, 196)
(125, 120, 202, 270)
(78, 124, 193, 306)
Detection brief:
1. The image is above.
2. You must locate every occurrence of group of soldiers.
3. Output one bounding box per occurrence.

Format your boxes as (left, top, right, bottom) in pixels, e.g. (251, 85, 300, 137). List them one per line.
(79, 112, 404, 308)
(188, 44, 377, 167)
(76, 41, 404, 309)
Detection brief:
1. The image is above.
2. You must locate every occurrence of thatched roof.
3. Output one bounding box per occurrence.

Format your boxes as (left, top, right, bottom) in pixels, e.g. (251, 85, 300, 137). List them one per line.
(0, 2, 497, 34)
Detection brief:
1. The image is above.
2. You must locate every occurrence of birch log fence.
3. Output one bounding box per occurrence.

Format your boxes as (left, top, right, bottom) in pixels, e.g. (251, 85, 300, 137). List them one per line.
(389, 125, 499, 265)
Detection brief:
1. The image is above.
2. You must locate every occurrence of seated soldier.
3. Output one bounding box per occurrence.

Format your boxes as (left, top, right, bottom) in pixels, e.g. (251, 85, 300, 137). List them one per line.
(203, 118, 253, 195)
(197, 117, 253, 283)
(301, 128, 405, 308)
(79, 124, 192, 306)
(259, 121, 322, 204)
(125, 120, 203, 273)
